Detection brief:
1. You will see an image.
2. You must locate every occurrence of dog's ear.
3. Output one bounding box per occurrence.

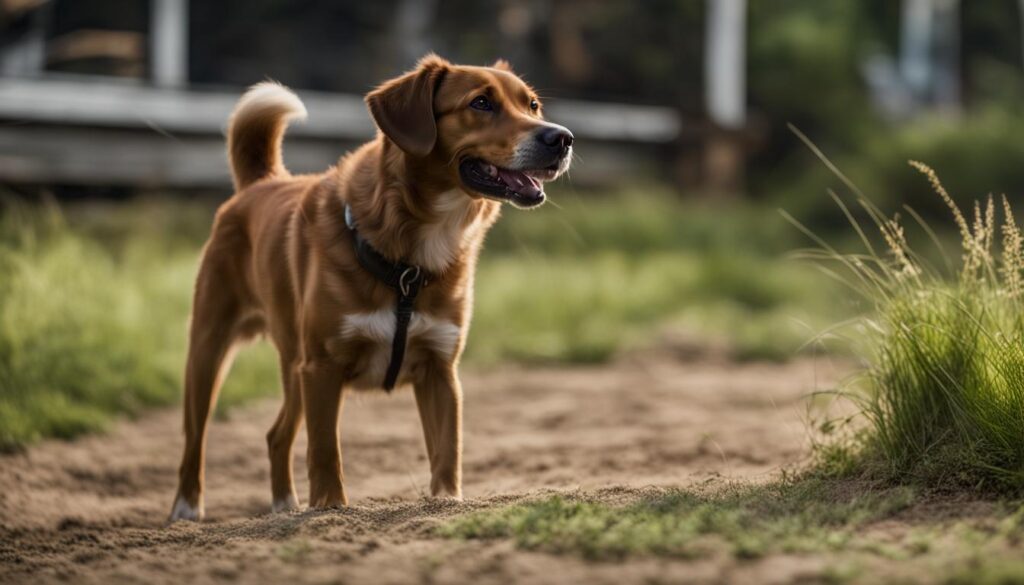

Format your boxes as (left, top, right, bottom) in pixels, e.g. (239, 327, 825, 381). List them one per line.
(492, 59, 513, 72)
(365, 55, 450, 157)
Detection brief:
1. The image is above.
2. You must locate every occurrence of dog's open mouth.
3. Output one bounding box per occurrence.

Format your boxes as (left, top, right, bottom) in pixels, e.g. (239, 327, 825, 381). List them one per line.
(459, 158, 555, 208)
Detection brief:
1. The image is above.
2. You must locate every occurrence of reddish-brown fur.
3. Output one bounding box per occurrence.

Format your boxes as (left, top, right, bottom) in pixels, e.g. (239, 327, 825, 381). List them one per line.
(170, 55, 569, 521)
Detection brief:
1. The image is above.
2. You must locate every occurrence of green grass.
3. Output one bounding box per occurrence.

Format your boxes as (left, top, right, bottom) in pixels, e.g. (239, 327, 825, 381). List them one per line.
(440, 472, 1024, 580)
(440, 478, 1024, 583)
(779, 106, 1024, 231)
(0, 188, 843, 447)
(468, 250, 831, 363)
(800, 158, 1024, 494)
(470, 187, 843, 363)
(485, 185, 798, 258)
(0, 200, 279, 449)
(848, 285, 1024, 490)
(441, 479, 917, 560)
(945, 559, 1024, 585)
(434, 160, 1024, 575)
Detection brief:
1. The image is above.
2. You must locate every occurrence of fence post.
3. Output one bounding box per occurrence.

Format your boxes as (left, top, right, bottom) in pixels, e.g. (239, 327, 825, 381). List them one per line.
(151, 0, 188, 87)
(703, 0, 747, 195)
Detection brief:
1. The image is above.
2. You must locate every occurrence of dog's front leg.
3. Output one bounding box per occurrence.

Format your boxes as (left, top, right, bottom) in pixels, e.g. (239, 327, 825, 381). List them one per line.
(299, 360, 348, 508)
(413, 367, 463, 499)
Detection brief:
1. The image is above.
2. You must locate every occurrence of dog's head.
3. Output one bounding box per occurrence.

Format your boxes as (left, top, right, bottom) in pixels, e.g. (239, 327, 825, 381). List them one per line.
(366, 55, 573, 209)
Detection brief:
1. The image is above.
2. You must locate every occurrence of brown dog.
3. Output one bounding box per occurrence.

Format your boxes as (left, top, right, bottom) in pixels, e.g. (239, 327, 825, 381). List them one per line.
(169, 55, 573, 521)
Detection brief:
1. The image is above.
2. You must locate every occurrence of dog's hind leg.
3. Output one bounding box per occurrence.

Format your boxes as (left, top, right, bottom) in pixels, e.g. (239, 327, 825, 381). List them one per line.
(267, 348, 303, 512)
(169, 253, 248, 523)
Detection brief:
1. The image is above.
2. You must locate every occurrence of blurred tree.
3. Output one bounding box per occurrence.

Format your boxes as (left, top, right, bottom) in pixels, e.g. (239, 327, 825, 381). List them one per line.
(748, 1, 879, 152)
(962, 0, 1024, 105)
(744, 0, 890, 201)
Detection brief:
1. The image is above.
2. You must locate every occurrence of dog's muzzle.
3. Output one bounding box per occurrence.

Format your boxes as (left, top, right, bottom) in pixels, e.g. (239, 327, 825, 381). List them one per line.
(458, 123, 573, 209)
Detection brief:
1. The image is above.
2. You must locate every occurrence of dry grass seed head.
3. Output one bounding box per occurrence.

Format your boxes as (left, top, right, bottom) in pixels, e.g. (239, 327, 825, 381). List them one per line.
(910, 161, 993, 281)
(880, 213, 920, 279)
(1002, 195, 1024, 298)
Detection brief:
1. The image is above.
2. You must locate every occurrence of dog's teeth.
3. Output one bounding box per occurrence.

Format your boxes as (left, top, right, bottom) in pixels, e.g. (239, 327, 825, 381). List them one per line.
(485, 164, 497, 177)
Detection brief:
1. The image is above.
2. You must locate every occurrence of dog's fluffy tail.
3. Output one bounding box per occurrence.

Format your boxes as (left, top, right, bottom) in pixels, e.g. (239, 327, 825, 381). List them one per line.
(226, 82, 307, 191)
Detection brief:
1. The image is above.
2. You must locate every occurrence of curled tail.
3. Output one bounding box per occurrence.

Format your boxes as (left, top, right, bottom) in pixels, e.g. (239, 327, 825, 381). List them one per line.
(226, 82, 307, 191)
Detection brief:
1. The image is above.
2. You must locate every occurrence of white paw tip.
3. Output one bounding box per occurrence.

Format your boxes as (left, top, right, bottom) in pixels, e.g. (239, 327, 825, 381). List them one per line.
(168, 495, 203, 522)
(272, 494, 300, 513)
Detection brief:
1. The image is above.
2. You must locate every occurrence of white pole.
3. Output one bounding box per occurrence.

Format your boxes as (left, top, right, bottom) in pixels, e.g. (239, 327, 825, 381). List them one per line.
(705, 0, 747, 129)
(151, 0, 188, 87)
(901, 0, 933, 98)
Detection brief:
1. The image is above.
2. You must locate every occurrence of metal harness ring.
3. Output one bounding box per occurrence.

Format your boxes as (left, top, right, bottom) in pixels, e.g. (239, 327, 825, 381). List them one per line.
(399, 266, 421, 296)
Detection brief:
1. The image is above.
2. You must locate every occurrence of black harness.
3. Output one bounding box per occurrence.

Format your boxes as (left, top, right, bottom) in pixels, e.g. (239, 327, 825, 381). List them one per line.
(344, 205, 431, 391)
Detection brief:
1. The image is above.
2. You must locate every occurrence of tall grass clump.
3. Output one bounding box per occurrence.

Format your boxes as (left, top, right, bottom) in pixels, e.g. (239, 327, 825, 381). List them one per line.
(802, 154, 1024, 492)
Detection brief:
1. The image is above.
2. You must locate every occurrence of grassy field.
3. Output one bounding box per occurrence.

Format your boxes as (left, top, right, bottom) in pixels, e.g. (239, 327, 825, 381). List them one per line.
(438, 477, 1024, 583)
(8, 175, 1024, 583)
(472, 188, 841, 363)
(0, 200, 280, 448)
(0, 188, 842, 449)
(431, 162, 1024, 580)
(442, 479, 919, 560)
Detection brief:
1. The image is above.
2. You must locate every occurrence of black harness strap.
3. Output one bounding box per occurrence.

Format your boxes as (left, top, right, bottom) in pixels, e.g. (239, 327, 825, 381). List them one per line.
(345, 205, 430, 391)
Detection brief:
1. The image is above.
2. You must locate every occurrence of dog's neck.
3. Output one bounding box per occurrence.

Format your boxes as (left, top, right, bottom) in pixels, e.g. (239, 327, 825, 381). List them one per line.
(343, 140, 500, 275)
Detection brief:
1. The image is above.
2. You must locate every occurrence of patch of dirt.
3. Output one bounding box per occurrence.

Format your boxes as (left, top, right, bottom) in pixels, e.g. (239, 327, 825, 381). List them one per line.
(1, 356, 870, 584)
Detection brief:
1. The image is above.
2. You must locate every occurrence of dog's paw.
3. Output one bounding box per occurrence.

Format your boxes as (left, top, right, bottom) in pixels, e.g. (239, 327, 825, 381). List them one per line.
(428, 490, 463, 503)
(168, 495, 204, 523)
(272, 494, 300, 513)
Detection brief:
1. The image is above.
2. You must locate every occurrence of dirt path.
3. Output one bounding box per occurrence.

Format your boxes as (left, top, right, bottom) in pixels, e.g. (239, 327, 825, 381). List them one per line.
(0, 356, 846, 584)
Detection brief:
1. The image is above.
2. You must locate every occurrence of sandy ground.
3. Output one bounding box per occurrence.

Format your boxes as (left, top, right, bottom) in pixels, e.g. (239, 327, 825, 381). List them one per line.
(0, 355, 852, 584)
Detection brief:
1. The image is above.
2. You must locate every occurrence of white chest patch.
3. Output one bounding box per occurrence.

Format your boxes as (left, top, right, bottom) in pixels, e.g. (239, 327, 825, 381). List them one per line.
(339, 310, 461, 387)
(409, 189, 480, 273)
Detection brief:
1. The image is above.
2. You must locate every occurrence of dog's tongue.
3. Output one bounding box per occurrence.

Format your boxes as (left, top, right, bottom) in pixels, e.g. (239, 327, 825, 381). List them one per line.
(498, 169, 543, 199)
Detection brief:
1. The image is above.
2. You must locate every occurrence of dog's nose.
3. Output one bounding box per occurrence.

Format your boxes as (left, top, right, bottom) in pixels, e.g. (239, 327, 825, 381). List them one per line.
(537, 125, 574, 154)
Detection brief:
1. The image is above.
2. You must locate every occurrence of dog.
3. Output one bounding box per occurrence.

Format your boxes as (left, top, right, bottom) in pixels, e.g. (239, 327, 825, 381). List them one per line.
(169, 55, 573, 521)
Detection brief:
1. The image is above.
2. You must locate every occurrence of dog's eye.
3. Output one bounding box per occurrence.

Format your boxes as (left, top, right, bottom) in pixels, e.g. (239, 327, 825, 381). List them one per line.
(530, 99, 539, 111)
(470, 95, 492, 111)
